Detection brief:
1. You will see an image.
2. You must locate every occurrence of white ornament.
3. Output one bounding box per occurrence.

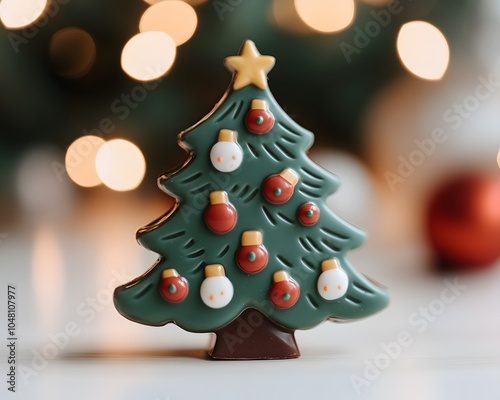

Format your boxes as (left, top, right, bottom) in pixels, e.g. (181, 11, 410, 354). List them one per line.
(210, 129, 243, 173)
(200, 264, 234, 309)
(317, 259, 349, 300)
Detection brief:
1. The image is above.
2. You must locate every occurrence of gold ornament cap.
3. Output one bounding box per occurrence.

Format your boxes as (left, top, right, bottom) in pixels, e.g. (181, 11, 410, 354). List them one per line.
(162, 268, 180, 279)
(251, 99, 268, 111)
(279, 168, 299, 187)
(273, 270, 291, 283)
(241, 230, 263, 246)
(321, 258, 341, 272)
(205, 264, 226, 277)
(209, 190, 229, 205)
(218, 129, 237, 142)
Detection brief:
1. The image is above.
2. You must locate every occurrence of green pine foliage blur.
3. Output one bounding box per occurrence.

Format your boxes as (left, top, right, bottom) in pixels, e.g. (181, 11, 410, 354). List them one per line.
(0, 0, 475, 177)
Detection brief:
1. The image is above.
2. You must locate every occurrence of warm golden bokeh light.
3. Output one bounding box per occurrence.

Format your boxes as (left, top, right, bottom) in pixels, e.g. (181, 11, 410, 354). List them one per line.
(397, 21, 450, 81)
(360, 0, 390, 6)
(294, 0, 355, 33)
(144, 0, 207, 5)
(32, 223, 64, 331)
(49, 27, 96, 79)
(272, 0, 313, 34)
(96, 139, 146, 191)
(65, 135, 105, 188)
(0, 0, 47, 29)
(121, 31, 176, 81)
(140, 0, 197, 46)
(180, 0, 207, 4)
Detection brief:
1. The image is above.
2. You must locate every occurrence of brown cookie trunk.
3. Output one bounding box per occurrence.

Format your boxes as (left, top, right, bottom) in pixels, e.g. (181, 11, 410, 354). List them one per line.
(209, 308, 300, 360)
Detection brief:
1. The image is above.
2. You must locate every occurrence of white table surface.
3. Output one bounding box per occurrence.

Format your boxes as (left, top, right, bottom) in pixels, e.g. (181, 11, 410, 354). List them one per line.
(2, 191, 499, 400)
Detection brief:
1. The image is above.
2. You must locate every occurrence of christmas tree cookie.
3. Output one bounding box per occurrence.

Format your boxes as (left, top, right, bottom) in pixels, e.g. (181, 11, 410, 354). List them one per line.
(114, 40, 389, 359)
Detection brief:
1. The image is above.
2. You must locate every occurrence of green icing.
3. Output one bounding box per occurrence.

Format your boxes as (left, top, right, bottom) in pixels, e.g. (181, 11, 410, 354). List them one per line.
(114, 58, 389, 334)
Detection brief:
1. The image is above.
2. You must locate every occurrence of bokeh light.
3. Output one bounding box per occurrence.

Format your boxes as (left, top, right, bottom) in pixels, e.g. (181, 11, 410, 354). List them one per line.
(397, 21, 450, 81)
(294, 0, 355, 33)
(140, 1, 197, 46)
(0, 0, 47, 29)
(96, 139, 146, 191)
(272, 0, 313, 34)
(65, 135, 105, 188)
(32, 222, 64, 332)
(121, 31, 176, 81)
(360, 0, 389, 6)
(16, 146, 74, 218)
(181, 0, 207, 4)
(144, 0, 207, 5)
(49, 27, 96, 79)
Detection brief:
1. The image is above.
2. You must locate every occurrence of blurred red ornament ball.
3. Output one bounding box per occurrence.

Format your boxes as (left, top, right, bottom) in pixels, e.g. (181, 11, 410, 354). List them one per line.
(426, 174, 500, 269)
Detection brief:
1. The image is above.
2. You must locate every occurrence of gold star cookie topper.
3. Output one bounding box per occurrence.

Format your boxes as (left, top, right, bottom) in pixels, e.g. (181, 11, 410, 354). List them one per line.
(224, 40, 275, 91)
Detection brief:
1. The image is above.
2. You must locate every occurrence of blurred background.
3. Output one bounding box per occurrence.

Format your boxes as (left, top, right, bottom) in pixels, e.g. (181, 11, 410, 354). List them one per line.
(2, 0, 499, 272)
(1, 1, 500, 399)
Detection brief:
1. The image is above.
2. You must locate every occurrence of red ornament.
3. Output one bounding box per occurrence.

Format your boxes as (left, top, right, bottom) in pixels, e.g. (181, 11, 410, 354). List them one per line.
(298, 202, 320, 226)
(269, 271, 300, 309)
(262, 168, 299, 204)
(204, 191, 237, 234)
(160, 269, 189, 303)
(236, 230, 268, 274)
(245, 99, 275, 134)
(426, 174, 500, 269)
